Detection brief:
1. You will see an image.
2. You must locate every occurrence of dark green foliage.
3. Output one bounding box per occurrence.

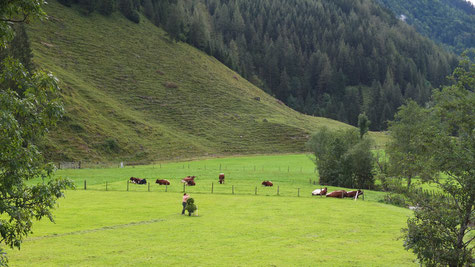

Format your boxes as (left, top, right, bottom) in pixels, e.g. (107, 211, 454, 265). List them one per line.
(307, 127, 375, 189)
(0, 24, 33, 72)
(392, 54, 474, 266)
(377, 0, 475, 54)
(119, 0, 140, 23)
(357, 113, 370, 139)
(98, 0, 116, 15)
(185, 198, 197, 216)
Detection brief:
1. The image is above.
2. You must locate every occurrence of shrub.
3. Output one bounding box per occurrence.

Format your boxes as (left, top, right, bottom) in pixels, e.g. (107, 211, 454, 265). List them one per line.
(185, 198, 197, 216)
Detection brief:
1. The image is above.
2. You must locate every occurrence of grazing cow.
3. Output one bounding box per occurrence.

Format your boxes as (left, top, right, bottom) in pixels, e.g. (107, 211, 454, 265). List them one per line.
(346, 190, 363, 198)
(129, 177, 147, 184)
(218, 173, 225, 184)
(186, 180, 196, 186)
(326, 190, 347, 198)
(312, 187, 328, 196)
(156, 179, 170, 185)
(261, 181, 273, 187)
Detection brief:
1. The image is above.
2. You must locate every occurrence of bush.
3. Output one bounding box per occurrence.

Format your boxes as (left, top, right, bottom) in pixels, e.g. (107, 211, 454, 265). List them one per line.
(306, 127, 375, 189)
(185, 198, 197, 216)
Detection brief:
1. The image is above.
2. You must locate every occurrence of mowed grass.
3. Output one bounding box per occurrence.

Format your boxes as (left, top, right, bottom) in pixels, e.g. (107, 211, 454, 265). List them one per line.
(7, 191, 416, 266)
(7, 154, 417, 265)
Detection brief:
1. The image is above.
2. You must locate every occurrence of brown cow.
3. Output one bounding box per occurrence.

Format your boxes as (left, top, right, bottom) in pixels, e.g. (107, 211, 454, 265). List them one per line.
(326, 190, 347, 198)
(346, 190, 363, 198)
(186, 180, 196, 186)
(156, 179, 170, 185)
(181, 176, 195, 183)
(312, 187, 327, 196)
(261, 181, 273, 187)
(218, 173, 225, 184)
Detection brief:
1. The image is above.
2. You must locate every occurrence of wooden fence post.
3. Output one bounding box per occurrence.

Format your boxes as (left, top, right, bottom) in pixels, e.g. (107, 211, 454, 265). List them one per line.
(287, 166, 289, 172)
(298, 188, 300, 197)
(255, 186, 257, 195)
(277, 186, 280, 196)
(232, 185, 234, 195)
(127, 180, 129, 191)
(148, 182, 150, 192)
(165, 184, 168, 192)
(84, 180, 87, 190)
(183, 183, 186, 193)
(211, 182, 214, 194)
(106, 181, 108, 191)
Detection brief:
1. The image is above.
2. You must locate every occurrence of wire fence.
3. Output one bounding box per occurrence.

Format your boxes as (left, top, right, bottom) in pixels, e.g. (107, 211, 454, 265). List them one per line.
(79, 179, 365, 200)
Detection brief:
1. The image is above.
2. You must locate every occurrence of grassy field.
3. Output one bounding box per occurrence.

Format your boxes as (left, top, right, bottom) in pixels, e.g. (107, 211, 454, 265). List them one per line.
(41, 154, 387, 202)
(6, 154, 418, 266)
(28, 0, 387, 162)
(7, 192, 415, 266)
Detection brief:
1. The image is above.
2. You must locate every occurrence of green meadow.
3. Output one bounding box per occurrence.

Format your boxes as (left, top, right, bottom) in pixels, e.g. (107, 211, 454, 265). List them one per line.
(8, 154, 417, 266)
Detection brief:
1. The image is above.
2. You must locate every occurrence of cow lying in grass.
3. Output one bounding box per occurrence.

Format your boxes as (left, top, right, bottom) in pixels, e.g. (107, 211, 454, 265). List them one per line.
(130, 177, 147, 184)
(156, 179, 170, 185)
(262, 181, 273, 187)
(312, 187, 327, 196)
(346, 190, 363, 198)
(326, 190, 364, 199)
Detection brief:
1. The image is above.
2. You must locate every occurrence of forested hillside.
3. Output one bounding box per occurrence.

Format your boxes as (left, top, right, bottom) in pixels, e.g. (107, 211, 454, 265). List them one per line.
(11, 0, 378, 162)
(58, 0, 458, 130)
(377, 0, 475, 54)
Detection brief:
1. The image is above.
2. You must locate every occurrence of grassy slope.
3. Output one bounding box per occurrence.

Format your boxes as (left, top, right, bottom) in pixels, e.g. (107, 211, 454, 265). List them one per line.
(29, 1, 386, 162)
(7, 191, 416, 266)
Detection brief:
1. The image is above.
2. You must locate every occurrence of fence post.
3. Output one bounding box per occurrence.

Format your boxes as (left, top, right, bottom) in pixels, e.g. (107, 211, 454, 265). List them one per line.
(84, 180, 87, 190)
(127, 180, 129, 191)
(165, 184, 168, 192)
(211, 182, 214, 194)
(232, 185, 234, 195)
(309, 179, 311, 184)
(277, 186, 280, 196)
(288, 166, 289, 172)
(255, 186, 257, 195)
(298, 188, 300, 197)
(106, 181, 108, 191)
(148, 182, 150, 192)
(219, 164, 221, 170)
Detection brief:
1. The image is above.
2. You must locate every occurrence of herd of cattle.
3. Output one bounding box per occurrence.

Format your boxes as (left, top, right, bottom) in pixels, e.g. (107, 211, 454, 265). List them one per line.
(129, 174, 363, 198)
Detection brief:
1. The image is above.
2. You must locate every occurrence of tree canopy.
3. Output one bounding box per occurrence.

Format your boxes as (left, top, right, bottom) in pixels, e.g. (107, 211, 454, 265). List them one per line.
(0, 0, 73, 265)
(390, 53, 474, 266)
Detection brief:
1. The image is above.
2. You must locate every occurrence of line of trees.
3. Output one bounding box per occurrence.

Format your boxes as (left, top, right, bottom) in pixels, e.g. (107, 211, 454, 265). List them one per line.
(58, 0, 458, 130)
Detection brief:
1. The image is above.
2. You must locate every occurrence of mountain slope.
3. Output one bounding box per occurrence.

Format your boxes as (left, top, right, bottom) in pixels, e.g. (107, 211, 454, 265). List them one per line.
(30, 1, 374, 162)
(377, 0, 475, 54)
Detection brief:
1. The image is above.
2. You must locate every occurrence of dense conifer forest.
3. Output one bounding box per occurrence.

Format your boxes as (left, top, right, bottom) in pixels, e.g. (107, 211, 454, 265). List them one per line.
(377, 0, 475, 54)
(54, 0, 459, 130)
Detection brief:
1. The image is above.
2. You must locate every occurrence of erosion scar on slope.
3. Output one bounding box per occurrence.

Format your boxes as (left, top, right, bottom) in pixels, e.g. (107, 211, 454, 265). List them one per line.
(26, 218, 165, 241)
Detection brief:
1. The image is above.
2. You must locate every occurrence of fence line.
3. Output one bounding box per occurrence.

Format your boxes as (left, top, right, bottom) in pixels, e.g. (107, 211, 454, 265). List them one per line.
(77, 180, 366, 200)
